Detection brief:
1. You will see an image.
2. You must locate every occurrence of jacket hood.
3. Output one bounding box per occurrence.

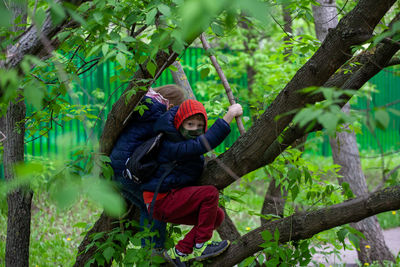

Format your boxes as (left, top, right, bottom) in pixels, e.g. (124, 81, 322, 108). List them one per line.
(154, 106, 183, 142)
(173, 99, 208, 131)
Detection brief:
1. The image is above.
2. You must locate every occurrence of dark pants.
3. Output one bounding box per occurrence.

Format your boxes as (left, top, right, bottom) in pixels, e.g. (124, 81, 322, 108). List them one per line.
(152, 185, 224, 254)
(113, 176, 166, 249)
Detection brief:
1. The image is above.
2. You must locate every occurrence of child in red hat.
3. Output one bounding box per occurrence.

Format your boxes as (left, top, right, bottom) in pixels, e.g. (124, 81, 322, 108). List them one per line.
(141, 99, 243, 266)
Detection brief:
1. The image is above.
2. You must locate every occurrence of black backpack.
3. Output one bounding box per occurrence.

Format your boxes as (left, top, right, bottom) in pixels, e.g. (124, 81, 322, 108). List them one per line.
(122, 132, 176, 219)
(123, 133, 164, 184)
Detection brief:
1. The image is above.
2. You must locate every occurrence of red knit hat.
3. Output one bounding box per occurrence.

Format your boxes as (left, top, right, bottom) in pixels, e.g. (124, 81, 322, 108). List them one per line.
(174, 99, 208, 131)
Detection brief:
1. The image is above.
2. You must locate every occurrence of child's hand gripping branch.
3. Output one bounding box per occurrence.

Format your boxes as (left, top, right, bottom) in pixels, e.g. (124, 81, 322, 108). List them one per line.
(223, 103, 243, 124)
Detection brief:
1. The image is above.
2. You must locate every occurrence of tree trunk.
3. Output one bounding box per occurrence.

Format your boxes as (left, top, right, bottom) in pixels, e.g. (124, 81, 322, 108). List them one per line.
(282, 4, 293, 57)
(330, 104, 395, 263)
(312, 0, 338, 41)
(3, 2, 33, 266)
(4, 98, 32, 267)
(312, 0, 394, 263)
(169, 61, 196, 100)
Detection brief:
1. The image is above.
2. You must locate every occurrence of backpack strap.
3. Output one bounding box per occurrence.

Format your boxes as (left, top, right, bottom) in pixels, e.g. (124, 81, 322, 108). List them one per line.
(148, 161, 177, 222)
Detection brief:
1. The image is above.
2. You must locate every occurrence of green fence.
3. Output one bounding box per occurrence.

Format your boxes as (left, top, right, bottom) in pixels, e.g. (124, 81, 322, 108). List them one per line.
(1, 48, 400, 178)
(313, 67, 400, 156)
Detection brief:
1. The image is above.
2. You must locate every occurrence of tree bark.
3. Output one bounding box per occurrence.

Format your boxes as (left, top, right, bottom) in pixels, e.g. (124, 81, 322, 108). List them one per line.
(282, 4, 293, 56)
(3, 3, 33, 266)
(4, 98, 32, 267)
(330, 104, 395, 263)
(312, 0, 339, 41)
(312, 0, 394, 263)
(169, 61, 196, 100)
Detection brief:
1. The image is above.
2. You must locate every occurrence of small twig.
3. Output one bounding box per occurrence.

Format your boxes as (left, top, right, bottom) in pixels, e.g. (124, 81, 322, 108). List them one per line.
(199, 33, 246, 135)
(25, 110, 55, 144)
(372, 164, 400, 192)
(133, 25, 147, 38)
(69, 45, 82, 64)
(23, 92, 61, 124)
(76, 57, 101, 75)
(353, 99, 400, 112)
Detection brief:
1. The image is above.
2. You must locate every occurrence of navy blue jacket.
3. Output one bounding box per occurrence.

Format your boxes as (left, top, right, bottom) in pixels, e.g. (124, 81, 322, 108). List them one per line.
(110, 96, 167, 177)
(141, 106, 231, 192)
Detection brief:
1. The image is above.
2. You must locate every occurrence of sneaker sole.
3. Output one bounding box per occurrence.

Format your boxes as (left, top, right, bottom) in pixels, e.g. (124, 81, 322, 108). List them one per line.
(162, 252, 178, 267)
(194, 240, 231, 261)
(162, 251, 187, 267)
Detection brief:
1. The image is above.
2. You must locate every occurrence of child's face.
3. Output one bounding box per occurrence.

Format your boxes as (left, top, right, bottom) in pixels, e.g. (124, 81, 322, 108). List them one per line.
(182, 116, 205, 131)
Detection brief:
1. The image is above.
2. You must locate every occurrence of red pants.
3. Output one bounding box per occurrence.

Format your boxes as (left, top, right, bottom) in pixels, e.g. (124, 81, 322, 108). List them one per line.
(152, 185, 225, 254)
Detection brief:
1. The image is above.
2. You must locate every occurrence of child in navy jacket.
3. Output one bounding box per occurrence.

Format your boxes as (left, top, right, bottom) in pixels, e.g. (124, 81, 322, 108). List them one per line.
(110, 85, 185, 249)
(141, 99, 243, 265)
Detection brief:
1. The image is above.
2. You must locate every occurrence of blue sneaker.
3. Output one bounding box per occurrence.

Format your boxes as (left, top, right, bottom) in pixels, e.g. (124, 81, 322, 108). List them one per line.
(193, 240, 230, 261)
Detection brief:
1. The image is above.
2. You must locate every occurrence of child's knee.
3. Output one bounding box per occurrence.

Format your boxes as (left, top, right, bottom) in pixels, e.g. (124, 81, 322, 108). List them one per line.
(202, 185, 219, 202)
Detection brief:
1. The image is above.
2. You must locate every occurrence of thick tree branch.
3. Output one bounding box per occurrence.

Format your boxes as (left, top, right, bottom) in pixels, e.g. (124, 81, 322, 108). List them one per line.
(262, 34, 400, 167)
(1, 0, 89, 70)
(208, 185, 400, 267)
(201, 0, 397, 189)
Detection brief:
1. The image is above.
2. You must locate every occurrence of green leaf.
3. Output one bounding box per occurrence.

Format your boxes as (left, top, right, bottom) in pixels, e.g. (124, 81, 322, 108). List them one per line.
(200, 68, 210, 79)
(219, 54, 229, 64)
(158, 4, 171, 16)
(24, 82, 45, 110)
(336, 228, 348, 248)
(348, 233, 360, 250)
(102, 247, 115, 262)
(291, 185, 299, 200)
(211, 22, 224, 36)
(0, 2, 12, 27)
(261, 230, 273, 241)
(146, 61, 156, 77)
(237, 0, 271, 25)
(342, 182, 354, 199)
(102, 44, 109, 56)
(122, 36, 136, 43)
(73, 222, 88, 228)
(88, 44, 101, 57)
(49, 0, 66, 25)
(67, 8, 86, 26)
(274, 228, 280, 241)
(375, 109, 390, 130)
(84, 178, 125, 217)
(34, 7, 47, 30)
(146, 8, 157, 25)
(116, 53, 126, 68)
(93, 12, 103, 24)
(319, 112, 339, 136)
(169, 65, 178, 72)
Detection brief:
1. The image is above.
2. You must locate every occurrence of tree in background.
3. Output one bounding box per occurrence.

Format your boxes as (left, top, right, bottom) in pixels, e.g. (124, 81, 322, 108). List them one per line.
(312, 0, 394, 263)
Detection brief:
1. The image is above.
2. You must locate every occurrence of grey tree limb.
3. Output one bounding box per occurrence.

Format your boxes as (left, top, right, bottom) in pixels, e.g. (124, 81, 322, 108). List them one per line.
(199, 33, 246, 135)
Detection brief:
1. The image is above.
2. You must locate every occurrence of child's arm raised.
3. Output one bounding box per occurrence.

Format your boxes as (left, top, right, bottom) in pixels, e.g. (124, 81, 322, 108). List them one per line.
(223, 103, 243, 124)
